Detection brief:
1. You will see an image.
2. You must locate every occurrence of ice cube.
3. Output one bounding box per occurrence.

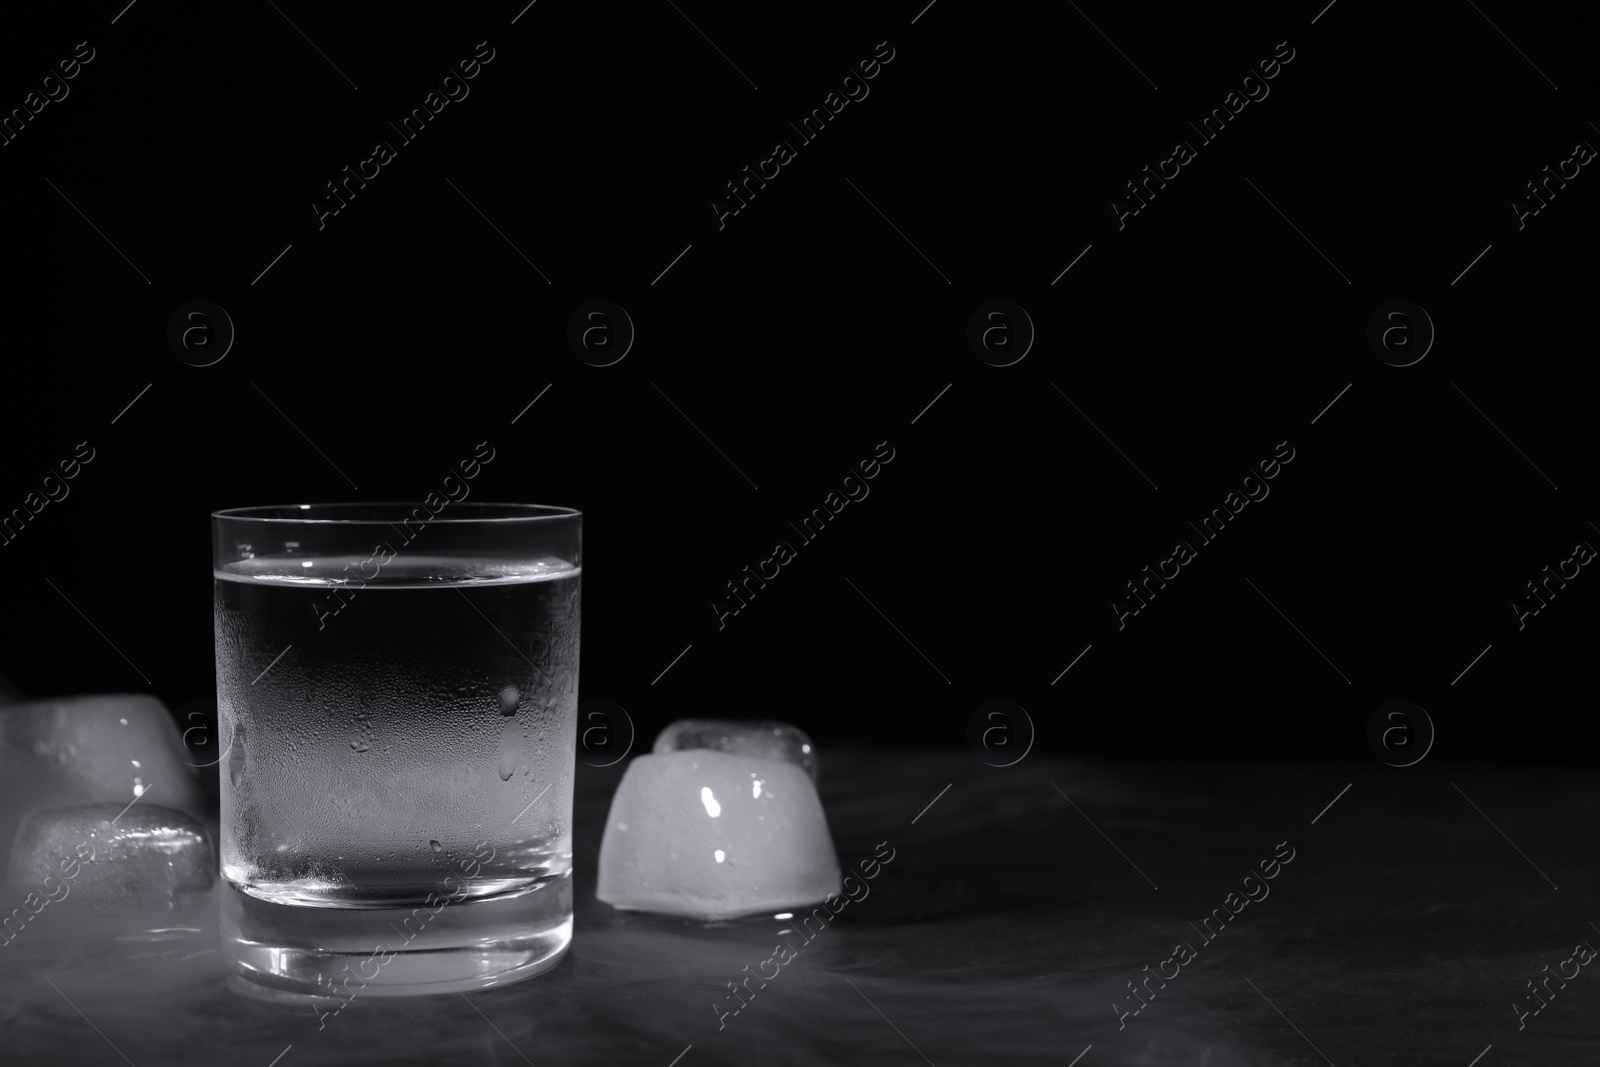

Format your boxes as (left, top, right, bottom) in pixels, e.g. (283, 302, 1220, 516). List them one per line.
(0, 694, 208, 879)
(652, 718, 818, 783)
(596, 750, 841, 920)
(6, 803, 213, 926)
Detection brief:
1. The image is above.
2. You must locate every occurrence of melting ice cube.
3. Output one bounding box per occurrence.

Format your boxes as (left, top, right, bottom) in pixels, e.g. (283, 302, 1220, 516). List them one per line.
(0, 694, 208, 880)
(596, 750, 840, 920)
(6, 803, 213, 932)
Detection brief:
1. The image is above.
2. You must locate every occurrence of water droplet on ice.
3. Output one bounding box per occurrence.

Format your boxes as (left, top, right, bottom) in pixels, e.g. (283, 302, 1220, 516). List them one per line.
(429, 840, 442, 852)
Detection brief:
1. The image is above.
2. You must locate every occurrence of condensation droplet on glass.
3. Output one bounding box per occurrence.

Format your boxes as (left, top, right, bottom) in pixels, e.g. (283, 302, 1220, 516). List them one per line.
(429, 840, 442, 852)
(498, 720, 520, 782)
(499, 685, 520, 715)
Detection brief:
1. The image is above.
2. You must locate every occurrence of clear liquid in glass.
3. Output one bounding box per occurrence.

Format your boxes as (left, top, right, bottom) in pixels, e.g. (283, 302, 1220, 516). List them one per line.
(215, 554, 579, 907)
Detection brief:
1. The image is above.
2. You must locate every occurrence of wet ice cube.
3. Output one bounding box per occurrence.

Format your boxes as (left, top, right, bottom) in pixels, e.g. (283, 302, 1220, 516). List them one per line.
(7, 803, 213, 924)
(596, 750, 841, 920)
(652, 719, 818, 783)
(0, 694, 208, 880)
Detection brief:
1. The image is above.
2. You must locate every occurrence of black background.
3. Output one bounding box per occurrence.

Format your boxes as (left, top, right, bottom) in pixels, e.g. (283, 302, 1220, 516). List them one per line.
(1, 0, 1594, 763)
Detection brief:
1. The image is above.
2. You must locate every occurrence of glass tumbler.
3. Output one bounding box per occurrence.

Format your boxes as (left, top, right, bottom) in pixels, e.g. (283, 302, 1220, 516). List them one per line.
(211, 502, 580, 996)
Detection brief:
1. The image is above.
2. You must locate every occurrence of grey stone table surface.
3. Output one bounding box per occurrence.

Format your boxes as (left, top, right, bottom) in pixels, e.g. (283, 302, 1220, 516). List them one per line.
(2, 747, 1596, 1066)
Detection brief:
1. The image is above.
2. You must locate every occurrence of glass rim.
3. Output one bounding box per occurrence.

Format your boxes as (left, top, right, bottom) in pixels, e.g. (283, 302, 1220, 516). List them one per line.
(211, 502, 581, 525)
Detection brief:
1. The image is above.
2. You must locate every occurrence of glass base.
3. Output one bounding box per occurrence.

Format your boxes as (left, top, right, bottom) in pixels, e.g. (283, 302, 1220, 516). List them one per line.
(220, 876, 572, 997)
